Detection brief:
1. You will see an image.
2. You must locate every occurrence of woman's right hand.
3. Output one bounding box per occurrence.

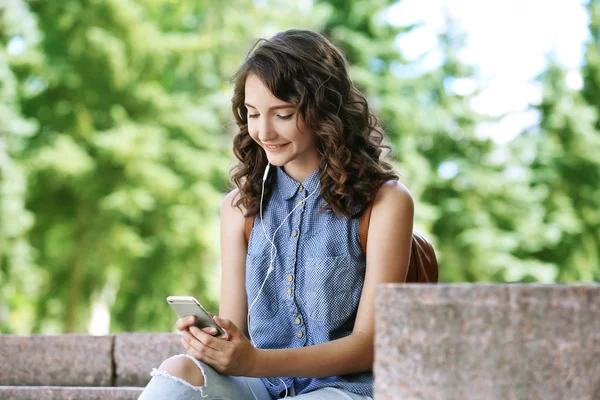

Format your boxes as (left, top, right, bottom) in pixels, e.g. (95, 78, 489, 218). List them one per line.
(176, 316, 197, 332)
(176, 315, 229, 339)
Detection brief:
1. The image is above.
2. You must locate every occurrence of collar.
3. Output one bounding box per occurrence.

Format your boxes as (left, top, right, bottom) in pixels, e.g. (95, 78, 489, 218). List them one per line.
(276, 167, 320, 200)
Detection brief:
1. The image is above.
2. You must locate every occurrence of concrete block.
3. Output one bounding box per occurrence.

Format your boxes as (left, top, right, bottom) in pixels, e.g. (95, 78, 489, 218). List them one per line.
(375, 284, 600, 400)
(0, 386, 142, 400)
(114, 333, 182, 386)
(0, 335, 113, 386)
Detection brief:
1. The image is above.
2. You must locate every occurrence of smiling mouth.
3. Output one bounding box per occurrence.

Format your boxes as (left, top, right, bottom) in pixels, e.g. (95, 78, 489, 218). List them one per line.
(264, 143, 289, 152)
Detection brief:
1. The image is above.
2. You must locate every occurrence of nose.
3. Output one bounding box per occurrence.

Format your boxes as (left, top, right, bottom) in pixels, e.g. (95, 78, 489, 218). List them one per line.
(257, 117, 277, 143)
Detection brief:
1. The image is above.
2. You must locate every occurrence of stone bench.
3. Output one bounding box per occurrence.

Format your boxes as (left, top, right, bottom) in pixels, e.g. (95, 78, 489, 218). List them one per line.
(2, 284, 599, 399)
(0, 333, 182, 399)
(375, 284, 600, 400)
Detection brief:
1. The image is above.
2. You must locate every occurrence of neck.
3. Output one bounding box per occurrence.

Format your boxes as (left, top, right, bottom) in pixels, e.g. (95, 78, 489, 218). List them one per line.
(281, 157, 321, 183)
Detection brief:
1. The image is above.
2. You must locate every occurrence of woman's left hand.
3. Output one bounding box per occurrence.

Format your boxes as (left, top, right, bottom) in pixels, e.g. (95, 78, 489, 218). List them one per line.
(181, 316, 260, 376)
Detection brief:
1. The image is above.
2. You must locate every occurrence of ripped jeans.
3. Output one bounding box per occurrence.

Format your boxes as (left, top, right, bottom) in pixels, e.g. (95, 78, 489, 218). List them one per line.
(138, 354, 373, 400)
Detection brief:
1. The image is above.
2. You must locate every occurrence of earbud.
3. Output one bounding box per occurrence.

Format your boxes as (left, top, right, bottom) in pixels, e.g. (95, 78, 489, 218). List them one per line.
(262, 163, 270, 182)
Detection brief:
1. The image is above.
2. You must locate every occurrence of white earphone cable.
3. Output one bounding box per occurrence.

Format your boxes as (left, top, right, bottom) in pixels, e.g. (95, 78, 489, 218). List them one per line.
(246, 163, 317, 400)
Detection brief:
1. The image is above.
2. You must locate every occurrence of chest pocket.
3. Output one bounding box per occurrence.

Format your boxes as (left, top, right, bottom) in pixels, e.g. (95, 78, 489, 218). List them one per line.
(246, 253, 279, 320)
(305, 255, 363, 323)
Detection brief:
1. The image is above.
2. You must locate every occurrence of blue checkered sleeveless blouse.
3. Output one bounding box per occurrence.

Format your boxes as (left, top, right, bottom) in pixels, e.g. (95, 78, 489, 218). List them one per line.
(246, 167, 373, 398)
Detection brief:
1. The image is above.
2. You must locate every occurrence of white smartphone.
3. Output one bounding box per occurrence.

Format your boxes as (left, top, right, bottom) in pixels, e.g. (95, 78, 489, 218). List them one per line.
(166, 296, 225, 336)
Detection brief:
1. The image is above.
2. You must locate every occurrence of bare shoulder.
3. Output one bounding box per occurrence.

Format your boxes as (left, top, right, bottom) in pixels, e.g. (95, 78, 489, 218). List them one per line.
(372, 180, 414, 214)
(220, 188, 246, 225)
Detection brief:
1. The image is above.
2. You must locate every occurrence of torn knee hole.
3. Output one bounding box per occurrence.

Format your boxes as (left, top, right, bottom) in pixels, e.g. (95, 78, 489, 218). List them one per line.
(151, 353, 208, 391)
(151, 368, 206, 393)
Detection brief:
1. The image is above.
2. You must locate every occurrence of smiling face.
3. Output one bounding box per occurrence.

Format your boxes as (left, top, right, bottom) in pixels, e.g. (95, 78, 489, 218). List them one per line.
(244, 73, 320, 182)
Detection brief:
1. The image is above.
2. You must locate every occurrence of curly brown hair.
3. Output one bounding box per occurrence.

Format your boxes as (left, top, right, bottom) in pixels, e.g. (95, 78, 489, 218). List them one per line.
(230, 29, 398, 218)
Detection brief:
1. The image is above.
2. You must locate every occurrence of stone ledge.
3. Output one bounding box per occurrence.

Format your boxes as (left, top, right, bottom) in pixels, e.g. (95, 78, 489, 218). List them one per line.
(0, 335, 113, 386)
(0, 386, 142, 400)
(0, 333, 185, 387)
(374, 284, 600, 400)
(114, 333, 181, 386)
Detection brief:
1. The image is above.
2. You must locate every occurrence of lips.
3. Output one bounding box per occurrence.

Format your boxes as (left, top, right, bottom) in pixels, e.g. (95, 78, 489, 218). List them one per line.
(263, 143, 289, 152)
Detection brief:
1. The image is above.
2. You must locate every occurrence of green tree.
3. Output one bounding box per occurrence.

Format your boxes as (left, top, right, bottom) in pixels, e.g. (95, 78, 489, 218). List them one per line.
(511, 58, 600, 281)
(0, 0, 40, 333)
(4, 0, 328, 333)
(408, 24, 558, 283)
(319, 5, 548, 282)
(505, 0, 600, 283)
(15, 0, 230, 333)
(10, 0, 597, 334)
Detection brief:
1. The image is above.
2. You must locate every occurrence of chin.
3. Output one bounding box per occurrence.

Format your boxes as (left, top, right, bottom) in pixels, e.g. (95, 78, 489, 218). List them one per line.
(266, 155, 291, 167)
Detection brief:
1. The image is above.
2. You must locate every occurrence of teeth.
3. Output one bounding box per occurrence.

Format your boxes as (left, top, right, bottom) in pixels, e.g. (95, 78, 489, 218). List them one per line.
(266, 144, 284, 148)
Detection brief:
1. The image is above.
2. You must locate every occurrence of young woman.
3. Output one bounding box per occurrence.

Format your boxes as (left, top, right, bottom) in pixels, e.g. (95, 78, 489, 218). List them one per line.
(139, 29, 413, 400)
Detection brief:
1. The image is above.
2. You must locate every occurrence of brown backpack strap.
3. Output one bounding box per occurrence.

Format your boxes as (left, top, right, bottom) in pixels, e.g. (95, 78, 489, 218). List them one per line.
(244, 215, 255, 244)
(360, 191, 439, 283)
(360, 184, 384, 256)
(359, 203, 372, 256)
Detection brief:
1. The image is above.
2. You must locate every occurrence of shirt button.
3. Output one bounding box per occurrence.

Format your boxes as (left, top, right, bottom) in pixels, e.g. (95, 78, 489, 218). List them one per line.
(298, 185, 304, 192)
(287, 274, 293, 282)
(287, 288, 292, 296)
(298, 199, 303, 206)
(291, 230, 298, 237)
(296, 331, 303, 339)
(295, 317, 301, 325)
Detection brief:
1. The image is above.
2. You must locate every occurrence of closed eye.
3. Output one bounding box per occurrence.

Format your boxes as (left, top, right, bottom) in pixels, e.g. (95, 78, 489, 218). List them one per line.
(248, 113, 293, 120)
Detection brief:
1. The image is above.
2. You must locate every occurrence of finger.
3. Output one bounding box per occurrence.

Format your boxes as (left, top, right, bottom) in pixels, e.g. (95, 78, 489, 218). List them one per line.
(183, 332, 221, 364)
(186, 346, 220, 368)
(183, 329, 213, 350)
(176, 316, 195, 332)
(201, 326, 230, 340)
(213, 317, 234, 339)
(213, 316, 231, 329)
(201, 326, 219, 336)
(189, 326, 224, 351)
(181, 336, 190, 353)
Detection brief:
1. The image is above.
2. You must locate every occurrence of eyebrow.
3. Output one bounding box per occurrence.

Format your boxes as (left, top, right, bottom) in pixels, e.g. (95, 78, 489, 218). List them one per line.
(244, 103, 295, 111)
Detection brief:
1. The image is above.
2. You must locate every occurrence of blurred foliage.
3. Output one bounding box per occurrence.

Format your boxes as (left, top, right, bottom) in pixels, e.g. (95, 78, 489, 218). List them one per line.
(0, 0, 598, 334)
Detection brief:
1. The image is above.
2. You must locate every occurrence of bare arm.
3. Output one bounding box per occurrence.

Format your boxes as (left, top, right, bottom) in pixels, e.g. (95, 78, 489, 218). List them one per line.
(218, 189, 249, 333)
(250, 181, 414, 378)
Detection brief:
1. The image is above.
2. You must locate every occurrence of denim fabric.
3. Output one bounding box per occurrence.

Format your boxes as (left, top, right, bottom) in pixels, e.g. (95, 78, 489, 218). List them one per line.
(138, 354, 272, 399)
(138, 354, 373, 400)
(246, 167, 372, 398)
